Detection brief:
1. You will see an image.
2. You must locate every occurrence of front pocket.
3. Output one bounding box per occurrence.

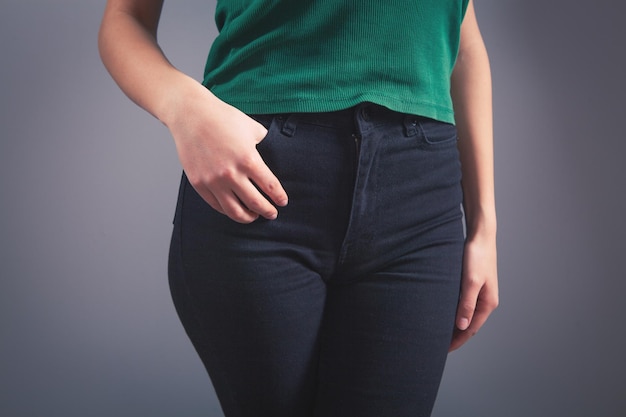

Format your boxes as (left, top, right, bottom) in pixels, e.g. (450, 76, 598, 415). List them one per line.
(172, 172, 188, 225)
(254, 115, 279, 152)
(249, 114, 275, 131)
(418, 118, 459, 149)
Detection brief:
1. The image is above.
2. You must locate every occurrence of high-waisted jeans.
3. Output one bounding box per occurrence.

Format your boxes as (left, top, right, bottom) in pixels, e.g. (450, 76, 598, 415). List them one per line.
(168, 103, 465, 417)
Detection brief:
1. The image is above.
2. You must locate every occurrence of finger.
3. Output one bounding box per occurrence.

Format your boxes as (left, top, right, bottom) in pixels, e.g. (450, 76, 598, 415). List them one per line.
(218, 192, 261, 223)
(231, 178, 281, 220)
(206, 183, 260, 223)
(449, 288, 499, 352)
(449, 303, 489, 351)
(199, 183, 260, 223)
(190, 166, 275, 222)
(186, 179, 228, 217)
(185, 169, 260, 223)
(194, 187, 226, 216)
(246, 153, 288, 207)
(449, 327, 471, 352)
(455, 278, 482, 331)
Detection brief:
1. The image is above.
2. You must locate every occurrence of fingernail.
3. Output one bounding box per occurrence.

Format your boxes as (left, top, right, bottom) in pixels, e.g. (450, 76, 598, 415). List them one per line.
(458, 318, 470, 330)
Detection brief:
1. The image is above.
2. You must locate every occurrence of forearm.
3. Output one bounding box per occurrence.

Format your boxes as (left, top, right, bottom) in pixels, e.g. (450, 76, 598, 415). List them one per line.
(98, 1, 287, 223)
(448, 2, 499, 351)
(97, 0, 216, 126)
(451, 21, 496, 239)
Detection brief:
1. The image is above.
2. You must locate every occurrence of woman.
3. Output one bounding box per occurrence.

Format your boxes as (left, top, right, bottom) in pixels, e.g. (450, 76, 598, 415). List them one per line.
(98, 1, 498, 416)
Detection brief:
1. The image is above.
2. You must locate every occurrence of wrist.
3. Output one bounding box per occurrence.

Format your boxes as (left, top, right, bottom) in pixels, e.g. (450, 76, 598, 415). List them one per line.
(464, 207, 497, 240)
(156, 73, 217, 129)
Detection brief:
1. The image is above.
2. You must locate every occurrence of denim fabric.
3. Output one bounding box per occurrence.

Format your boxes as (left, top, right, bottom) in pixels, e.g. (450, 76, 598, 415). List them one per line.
(168, 103, 465, 417)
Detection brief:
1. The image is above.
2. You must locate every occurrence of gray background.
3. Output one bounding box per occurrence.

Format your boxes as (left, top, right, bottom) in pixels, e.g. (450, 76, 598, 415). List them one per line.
(1, 0, 624, 416)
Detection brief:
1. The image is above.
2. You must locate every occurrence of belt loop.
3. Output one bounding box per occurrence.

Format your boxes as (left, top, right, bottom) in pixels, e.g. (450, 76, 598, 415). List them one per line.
(281, 114, 299, 137)
(403, 115, 419, 137)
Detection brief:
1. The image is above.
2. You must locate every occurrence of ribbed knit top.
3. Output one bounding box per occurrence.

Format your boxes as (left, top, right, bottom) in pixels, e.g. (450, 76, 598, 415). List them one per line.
(202, 0, 469, 124)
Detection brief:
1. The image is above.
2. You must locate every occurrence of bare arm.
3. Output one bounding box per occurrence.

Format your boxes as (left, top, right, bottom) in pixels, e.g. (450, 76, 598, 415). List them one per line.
(98, 0, 287, 223)
(449, 0, 499, 351)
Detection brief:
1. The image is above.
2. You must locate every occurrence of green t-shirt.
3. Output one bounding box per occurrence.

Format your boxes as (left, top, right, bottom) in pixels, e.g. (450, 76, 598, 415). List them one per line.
(203, 0, 469, 124)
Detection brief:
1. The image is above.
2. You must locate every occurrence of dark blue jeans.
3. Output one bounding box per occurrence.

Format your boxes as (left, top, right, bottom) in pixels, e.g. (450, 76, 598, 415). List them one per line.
(168, 103, 465, 417)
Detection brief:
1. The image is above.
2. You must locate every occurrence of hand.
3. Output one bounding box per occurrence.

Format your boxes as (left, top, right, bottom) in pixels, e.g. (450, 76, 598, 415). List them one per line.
(449, 232, 498, 351)
(166, 80, 288, 223)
